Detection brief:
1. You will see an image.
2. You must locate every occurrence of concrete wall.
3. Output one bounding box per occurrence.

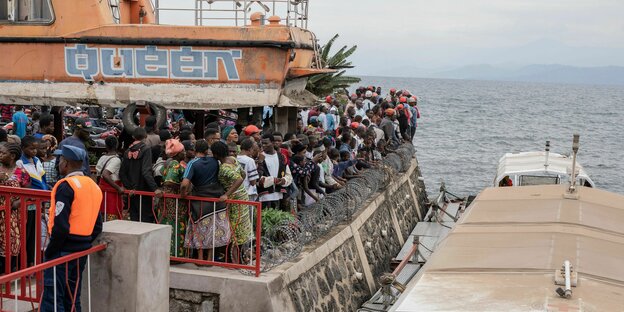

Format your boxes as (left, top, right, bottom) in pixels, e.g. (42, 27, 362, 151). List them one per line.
(288, 238, 370, 312)
(169, 154, 428, 312)
(88, 221, 171, 312)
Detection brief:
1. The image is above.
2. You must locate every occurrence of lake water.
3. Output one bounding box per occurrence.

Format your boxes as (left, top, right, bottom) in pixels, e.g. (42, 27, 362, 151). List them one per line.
(358, 76, 624, 197)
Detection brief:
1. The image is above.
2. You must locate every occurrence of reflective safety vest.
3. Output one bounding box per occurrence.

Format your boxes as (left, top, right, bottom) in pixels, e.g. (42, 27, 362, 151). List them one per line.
(48, 175, 103, 235)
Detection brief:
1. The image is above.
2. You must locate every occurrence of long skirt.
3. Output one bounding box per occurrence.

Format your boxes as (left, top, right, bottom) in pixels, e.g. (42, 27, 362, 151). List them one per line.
(98, 179, 124, 221)
(158, 185, 188, 257)
(183, 211, 231, 250)
(227, 192, 252, 246)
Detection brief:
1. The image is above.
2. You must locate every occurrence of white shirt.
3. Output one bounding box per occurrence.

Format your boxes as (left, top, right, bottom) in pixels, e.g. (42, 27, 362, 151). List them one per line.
(321, 157, 337, 185)
(355, 107, 367, 119)
(371, 125, 385, 144)
(259, 152, 282, 202)
(330, 106, 339, 125)
(362, 99, 375, 111)
(237, 154, 259, 196)
(318, 112, 328, 130)
(300, 109, 309, 128)
(96, 155, 121, 181)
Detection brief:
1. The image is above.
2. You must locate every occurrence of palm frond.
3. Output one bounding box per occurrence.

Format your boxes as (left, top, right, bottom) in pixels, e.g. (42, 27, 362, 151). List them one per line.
(320, 34, 339, 62)
(306, 34, 360, 97)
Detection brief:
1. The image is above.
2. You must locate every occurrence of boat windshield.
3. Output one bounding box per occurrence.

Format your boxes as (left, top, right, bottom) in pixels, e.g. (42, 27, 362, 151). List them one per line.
(519, 175, 560, 186)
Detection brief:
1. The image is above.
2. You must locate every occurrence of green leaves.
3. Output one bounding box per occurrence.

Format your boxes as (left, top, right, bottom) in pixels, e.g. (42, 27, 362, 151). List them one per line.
(260, 208, 295, 235)
(306, 34, 361, 97)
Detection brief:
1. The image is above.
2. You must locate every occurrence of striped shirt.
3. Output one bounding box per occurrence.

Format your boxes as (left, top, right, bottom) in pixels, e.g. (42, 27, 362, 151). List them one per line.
(236, 155, 259, 196)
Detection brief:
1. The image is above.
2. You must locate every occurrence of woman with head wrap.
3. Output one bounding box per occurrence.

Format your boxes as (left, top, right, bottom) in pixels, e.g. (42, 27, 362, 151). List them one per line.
(158, 139, 189, 257)
(221, 126, 240, 154)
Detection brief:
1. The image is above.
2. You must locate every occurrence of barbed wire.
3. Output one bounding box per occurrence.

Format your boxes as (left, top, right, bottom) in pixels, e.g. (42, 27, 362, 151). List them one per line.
(244, 143, 416, 274)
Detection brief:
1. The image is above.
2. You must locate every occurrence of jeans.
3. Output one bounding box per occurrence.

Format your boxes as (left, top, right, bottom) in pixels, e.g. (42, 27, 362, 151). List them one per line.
(40, 252, 87, 312)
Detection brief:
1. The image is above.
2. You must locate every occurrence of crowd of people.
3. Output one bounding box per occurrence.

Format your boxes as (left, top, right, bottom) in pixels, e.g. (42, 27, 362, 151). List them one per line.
(0, 85, 420, 266)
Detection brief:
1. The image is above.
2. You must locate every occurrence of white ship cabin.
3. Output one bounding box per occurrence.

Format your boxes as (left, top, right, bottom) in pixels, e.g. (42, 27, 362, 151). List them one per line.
(495, 151, 594, 188)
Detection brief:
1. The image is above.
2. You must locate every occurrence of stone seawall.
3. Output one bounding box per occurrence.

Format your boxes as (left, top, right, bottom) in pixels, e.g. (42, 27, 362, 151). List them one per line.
(288, 238, 370, 312)
(169, 149, 428, 312)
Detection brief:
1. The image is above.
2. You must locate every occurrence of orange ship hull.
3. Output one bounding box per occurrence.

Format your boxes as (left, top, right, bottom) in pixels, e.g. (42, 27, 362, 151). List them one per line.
(0, 0, 326, 109)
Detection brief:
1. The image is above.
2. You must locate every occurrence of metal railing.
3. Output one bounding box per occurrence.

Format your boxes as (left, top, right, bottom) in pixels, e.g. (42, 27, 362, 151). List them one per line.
(112, 190, 263, 277)
(0, 184, 263, 280)
(0, 185, 50, 308)
(154, 0, 309, 28)
(0, 244, 106, 311)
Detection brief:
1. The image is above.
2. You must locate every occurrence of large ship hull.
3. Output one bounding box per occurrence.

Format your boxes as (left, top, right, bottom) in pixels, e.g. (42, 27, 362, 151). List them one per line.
(0, 0, 325, 109)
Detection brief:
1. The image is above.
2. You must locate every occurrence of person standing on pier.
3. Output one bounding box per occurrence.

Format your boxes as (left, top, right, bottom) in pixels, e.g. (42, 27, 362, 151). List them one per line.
(159, 139, 188, 257)
(257, 133, 293, 210)
(12, 106, 28, 139)
(57, 118, 92, 177)
(41, 145, 103, 312)
(408, 97, 420, 140)
(380, 109, 400, 148)
(34, 114, 54, 140)
(181, 139, 230, 261)
(119, 128, 162, 223)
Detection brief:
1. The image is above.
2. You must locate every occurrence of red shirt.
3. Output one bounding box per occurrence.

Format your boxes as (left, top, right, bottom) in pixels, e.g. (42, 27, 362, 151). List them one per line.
(280, 148, 290, 165)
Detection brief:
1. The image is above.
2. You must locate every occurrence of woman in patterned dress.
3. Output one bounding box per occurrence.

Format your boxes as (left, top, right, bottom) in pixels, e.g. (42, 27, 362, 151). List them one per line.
(0, 143, 30, 273)
(210, 141, 252, 264)
(159, 139, 188, 257)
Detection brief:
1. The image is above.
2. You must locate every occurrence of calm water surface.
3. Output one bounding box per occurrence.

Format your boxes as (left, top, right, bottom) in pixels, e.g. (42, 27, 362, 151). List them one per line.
(358, 76, 624, 196)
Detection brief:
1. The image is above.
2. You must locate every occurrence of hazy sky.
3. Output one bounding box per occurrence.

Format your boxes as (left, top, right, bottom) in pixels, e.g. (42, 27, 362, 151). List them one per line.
(305, 0, 624, 75)
(159, 0, 624, 75)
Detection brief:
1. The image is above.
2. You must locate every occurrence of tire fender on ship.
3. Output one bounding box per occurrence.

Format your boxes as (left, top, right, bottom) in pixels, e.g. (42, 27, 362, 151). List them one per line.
(122, 103, 167, 135)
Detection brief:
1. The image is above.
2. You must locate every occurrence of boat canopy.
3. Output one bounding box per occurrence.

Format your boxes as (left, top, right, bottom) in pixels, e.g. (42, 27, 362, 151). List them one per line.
(392, 185, 624, 311)
(495, 151, 594, 187)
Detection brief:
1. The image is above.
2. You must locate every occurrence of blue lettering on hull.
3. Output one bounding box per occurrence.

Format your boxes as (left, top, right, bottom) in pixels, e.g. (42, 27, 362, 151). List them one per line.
(65, 44, 242, 82)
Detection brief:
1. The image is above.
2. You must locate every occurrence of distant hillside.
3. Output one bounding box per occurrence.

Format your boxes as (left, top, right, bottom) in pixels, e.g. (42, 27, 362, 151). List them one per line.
(429, 64, 624, 85)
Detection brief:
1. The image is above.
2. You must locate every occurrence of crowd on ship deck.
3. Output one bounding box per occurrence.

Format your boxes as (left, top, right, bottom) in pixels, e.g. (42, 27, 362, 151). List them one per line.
(0, 86, 420, 267)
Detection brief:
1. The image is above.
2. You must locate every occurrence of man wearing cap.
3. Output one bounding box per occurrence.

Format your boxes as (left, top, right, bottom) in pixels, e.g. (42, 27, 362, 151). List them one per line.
(353, 99, 366, 120)
(243, 125, 261, 144)
(362, 90, 375, 112)
(41, 145, 103, 312)
(57, 117, 92, 176)
(408, 97, 420, 140)
(380, 109, 400, 147)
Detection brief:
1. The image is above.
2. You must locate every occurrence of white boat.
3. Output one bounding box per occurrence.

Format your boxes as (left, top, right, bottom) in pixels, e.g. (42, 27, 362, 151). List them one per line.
(390, 184, 624, 312)
(390, 135, 624, 312)
(494, 140, 595, 188)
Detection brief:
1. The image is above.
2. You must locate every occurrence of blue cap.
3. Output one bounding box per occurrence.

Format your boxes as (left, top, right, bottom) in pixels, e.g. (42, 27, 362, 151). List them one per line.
(53, 145, 86, 162)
